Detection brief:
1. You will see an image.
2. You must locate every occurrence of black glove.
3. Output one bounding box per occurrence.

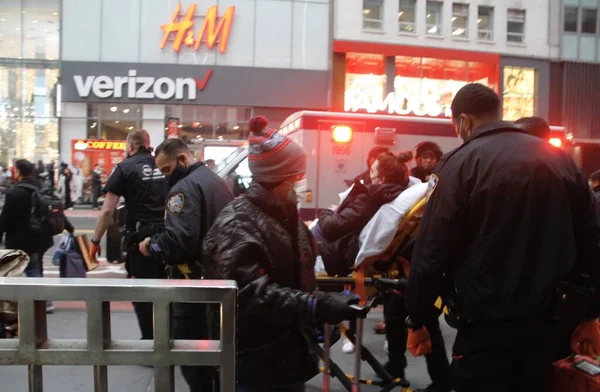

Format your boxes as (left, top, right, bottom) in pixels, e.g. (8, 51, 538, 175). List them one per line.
(310, 291, 367, 325)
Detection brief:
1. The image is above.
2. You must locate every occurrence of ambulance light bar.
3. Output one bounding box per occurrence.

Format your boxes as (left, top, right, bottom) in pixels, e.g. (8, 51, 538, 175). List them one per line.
(549, 138, 563, 148)
(332, 125, 353, 144)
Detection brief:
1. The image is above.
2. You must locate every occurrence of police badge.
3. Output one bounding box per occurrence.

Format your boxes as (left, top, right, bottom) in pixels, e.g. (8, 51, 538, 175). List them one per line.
(426, 174, 439, 201)
(167, 193, 185, 215)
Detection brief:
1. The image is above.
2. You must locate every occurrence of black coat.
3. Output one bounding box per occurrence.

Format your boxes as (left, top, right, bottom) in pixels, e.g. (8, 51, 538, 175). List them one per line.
(317, 181, 405, 276)
(0, 178, 73, 254)
(594, 186, 600, 218)
(203, 182, 319, 386)
(407, 121, 600, 324)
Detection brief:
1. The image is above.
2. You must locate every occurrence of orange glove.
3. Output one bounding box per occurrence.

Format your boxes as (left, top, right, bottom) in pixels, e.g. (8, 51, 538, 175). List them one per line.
(407, 326, 432, 357)
(89, 242, 101, 261)
(571, 320, 600, 357)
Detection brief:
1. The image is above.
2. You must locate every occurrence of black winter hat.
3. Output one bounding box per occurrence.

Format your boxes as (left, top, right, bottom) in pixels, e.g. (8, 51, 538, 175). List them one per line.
(415, 142, 443, 159)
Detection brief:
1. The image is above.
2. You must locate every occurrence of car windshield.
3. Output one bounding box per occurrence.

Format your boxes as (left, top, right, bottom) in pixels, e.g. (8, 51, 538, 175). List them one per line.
(215, 147, 246, 174)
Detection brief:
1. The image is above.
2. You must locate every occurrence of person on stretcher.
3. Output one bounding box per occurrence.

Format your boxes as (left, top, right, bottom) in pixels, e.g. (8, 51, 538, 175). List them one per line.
(314, 152, 410, 276)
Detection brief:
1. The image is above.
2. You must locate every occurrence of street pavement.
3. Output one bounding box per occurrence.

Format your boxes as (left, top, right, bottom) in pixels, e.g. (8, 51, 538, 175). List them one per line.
(0, 209, 458, 391)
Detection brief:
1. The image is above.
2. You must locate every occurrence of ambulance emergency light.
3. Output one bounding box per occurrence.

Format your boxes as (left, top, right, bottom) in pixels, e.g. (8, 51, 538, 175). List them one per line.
(332, 125, 353, 144)
(549, 138, 563, 148)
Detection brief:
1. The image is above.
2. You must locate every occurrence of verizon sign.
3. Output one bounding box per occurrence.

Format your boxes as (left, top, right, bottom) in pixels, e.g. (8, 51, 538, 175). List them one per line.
(73, 69, 212, 101)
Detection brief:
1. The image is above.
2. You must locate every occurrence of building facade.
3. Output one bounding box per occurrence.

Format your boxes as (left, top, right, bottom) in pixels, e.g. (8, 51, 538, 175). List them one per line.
(333, 0, 553, 122)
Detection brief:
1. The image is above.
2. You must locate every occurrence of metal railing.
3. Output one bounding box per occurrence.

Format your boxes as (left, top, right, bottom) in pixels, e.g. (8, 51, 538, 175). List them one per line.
(0, 277, 237, 392)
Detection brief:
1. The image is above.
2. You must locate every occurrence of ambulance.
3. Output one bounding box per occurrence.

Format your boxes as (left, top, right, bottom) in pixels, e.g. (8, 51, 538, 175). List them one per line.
(215, 110, 566, 220)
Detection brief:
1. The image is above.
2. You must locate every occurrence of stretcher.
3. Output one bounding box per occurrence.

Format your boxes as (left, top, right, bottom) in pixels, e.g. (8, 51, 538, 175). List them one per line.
(308, 187, 429, 392)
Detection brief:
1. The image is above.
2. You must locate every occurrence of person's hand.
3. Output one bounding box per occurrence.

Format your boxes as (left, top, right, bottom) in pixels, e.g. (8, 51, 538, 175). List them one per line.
(571, 320, 600, 357)
(407, 326, 432, 356)
(311, 291, 367, 325)
(138, 237, 151, 257)
(89, 241, 101, 260)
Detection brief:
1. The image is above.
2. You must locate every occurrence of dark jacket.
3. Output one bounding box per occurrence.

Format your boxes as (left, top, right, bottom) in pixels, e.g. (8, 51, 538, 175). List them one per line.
(407, 121, 600, 324)
(0, 178, 74, 254)
(148, 162, 233, 269)
(410, 166, 433, 183)
(203, 182, 319, 386)
(594, 186, 600, 217)
(352, 169, 371, 185)
(317, 181, 405, 276)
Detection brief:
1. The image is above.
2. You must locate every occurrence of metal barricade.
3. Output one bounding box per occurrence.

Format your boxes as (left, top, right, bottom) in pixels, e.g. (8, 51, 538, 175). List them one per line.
(0, 277, 237, 392)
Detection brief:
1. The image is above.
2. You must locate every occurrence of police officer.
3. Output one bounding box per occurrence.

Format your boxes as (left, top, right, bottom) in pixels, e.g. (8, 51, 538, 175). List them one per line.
(138, 138, 233, 392)
(405, 83, 600, 391)
(89, 129, 166, 340)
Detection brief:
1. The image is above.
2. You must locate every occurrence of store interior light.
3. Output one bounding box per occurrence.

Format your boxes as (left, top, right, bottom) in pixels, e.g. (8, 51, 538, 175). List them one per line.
(115, 120, 120, 124)
(363, 9, 370, 15)
(398, 11, 403, 17)
(428, 26, 438, 34)
(110, 106, 117, 112)
(452, 17, 457, 22)
(452, 28, 465, 36)
(477, 18, 482, 24)
(233, 125, 240, 130)
(178, 124, 183, 128)
(123, 108, 130, 114)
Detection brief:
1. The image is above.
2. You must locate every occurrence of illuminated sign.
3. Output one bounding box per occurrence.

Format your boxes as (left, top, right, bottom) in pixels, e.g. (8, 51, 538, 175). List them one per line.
(160, 3, 235, 53)
(345, 90, 453, 118)
(74, 140, 127, 151)
(73, 69, 213, 100)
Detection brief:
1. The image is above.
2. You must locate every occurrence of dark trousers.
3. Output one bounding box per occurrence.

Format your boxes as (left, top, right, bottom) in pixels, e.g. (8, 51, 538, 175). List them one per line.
(125, 247, 166, 340)
(174, 303, 220, 392)
(450, 315, 555, 392)
(91, 186, 100, 208)
(236, 383, 305, 392)
(25, 252, 44, 277)
(385, 294, 451, 387)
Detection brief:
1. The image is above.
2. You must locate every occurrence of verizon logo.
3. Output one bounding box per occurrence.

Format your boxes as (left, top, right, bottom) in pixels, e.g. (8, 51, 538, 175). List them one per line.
(73, 69, 213, 100)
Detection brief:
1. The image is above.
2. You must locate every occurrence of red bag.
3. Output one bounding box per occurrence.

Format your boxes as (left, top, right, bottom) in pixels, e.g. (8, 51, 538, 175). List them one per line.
(549, 355, 600, 391)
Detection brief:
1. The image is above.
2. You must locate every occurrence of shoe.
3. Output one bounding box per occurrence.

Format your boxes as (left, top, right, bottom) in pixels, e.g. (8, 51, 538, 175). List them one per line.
(414, 383, 451, 392)
(374, 320, 386, 334)
(46, 304, 55, 314)
(382, 361, 405, 380)
(342, 338, 355, 354)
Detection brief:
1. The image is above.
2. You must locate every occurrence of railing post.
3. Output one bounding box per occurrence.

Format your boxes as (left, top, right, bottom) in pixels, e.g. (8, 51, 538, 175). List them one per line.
(87, 300, 111, 392)
(19, 300, 47, 392)
(220, 290, 237, 392)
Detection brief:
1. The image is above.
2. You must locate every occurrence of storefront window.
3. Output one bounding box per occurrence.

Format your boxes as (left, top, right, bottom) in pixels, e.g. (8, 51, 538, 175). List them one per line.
(426, 1, 443, 36)
(86, 104, 143, 140)
(452, 3, 469, 39)
(165, 105, 252, 144)
(363, 0, 383, 30)
(507, 9, 526, 43)
(502, 66, 536, 121)
(478, 6, 494, 41)
(398, 0, 416, 33)
(344, 53, 386, 114)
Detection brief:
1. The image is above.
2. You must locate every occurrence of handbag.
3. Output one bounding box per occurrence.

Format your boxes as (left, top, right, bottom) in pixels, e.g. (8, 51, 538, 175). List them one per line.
(52, 233, 70, 266)
(59, 234, 87, 278)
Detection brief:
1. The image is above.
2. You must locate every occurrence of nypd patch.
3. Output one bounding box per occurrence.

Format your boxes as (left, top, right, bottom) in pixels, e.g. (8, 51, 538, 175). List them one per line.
(167, 193, 185, 215)
(426, 174, 439, 201)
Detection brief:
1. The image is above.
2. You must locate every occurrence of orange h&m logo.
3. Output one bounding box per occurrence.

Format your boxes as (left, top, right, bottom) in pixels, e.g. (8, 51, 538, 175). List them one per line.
(160, 3, 235, 53)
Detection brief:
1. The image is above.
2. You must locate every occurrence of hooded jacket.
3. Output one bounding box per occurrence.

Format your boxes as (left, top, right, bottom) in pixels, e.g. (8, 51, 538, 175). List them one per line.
(317, 181, 406, 276)
(203, 182, 319, 386)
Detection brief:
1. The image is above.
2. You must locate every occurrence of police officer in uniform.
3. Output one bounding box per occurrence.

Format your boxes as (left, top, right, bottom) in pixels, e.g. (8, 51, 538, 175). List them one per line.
(138, 138, 233, 392)
(405, 83, 600, 391)
(89, 129, 166, 340)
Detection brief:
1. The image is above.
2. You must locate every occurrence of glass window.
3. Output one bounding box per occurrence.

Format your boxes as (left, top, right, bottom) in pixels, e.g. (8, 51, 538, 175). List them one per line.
(23, 0, 60, 60)
(0, 4, 22, 58)
(86, 104, 143, 140)
(478, 6, 494, 41)
(398, 0, 416, 33)
(426, 1, 443, 36)
(507, 9, 526, 43)
(564, 7, 579, 32)
(363, 0, 383, 30)
(344, 53, 386, 113)
(452, 4, 469, 39)
(582, 8, 597, 34)
(503, 66, 536, 121)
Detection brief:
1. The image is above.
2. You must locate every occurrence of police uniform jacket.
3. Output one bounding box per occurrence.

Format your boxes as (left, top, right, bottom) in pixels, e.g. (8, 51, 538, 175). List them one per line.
(103, 151, 166, 227)
(148, 162, 233, 266)
(406, 121, 600, 325)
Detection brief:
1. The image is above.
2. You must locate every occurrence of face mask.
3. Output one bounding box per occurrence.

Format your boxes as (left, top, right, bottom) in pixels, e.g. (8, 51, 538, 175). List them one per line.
(166, 161, 187, 188)
(293, 178, 308, 203)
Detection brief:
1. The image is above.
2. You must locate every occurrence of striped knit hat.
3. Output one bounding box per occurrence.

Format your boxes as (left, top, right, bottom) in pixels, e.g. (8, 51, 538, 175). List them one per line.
(248, 115, 306, 183)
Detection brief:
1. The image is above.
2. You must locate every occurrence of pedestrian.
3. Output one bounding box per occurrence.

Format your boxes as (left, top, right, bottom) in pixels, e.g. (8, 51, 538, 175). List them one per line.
(47, 161, 55, 190)
(60, 163, 74, 209)
(405, 83, 600, 392)
(88, 129, 167, 340)
(590, 170, 600, 217)
(203, 115, 365, 391)
(91, 164, 102, 210)
(0, 159, 74, 313)
(138, 138, 233, 392)
(410, 142, 443, 183)
(205, 159, 216, 170)
(351, 146, 390, 186)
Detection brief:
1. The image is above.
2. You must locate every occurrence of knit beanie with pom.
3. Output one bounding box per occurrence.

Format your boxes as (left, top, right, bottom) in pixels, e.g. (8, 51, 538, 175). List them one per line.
(247, 115, 307, 183)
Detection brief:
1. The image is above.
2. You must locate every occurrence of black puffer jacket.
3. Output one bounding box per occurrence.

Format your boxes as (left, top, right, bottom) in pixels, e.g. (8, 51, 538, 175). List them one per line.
(410, 166, 433, 183)
(317, 181, 405, 276)
(203, 182, 318, 386)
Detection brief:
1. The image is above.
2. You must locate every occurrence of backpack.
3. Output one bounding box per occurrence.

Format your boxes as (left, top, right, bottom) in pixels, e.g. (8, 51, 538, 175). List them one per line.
(18, 183, 66, 236)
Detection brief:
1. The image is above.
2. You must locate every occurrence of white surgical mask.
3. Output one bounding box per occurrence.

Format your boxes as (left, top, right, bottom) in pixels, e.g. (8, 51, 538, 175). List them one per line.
(294, 178, 308, 203)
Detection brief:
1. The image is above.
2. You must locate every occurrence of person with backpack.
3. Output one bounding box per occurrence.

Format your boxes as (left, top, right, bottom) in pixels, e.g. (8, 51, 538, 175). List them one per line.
(0, 159, 74, 312)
